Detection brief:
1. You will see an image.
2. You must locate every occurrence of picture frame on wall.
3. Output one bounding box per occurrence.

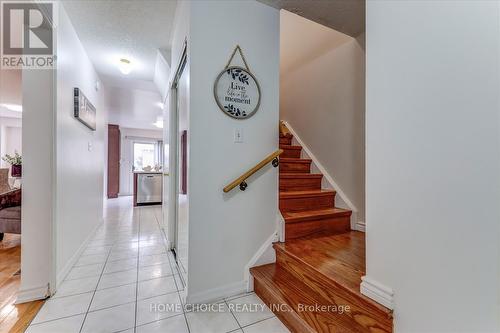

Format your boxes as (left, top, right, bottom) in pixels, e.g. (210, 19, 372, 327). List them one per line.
(74, 88, 96, 131)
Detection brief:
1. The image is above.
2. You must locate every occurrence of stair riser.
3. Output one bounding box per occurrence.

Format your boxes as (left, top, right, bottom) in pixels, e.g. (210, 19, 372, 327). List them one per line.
(279, 137, 292, 145)
(274, 248, 393, 332)
(280, 177, 322, 191)
(280, 194, 335, 212)
(285, 216, 351, 239)
(280, 162, 310, 173)
(281, 149, 301, 158)
(253, 278, 314, 333)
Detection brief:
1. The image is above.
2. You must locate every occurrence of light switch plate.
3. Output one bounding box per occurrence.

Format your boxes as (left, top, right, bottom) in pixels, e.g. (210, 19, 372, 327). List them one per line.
(234, 128, 243, 143)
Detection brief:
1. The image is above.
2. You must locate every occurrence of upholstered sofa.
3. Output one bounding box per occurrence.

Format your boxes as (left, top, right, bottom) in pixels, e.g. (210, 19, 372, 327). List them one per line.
(0, 189, 21, 241)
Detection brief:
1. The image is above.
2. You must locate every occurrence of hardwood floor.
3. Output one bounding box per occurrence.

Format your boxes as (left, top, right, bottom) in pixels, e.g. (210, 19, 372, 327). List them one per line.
(0, 234, 44, 333)
(251, 129, 393, 332)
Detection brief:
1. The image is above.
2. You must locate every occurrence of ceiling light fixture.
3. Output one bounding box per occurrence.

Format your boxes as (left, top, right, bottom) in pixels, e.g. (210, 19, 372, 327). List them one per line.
(118, 58, 132, 75)
(153, 116, 163, 129)
(0, 103, 22, 112)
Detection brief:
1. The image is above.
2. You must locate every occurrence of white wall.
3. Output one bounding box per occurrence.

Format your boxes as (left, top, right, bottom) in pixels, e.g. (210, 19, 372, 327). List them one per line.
(185, 0, 280, 302)
(0, 117, 22, 169)
(365, 1, 500, 331)
(280, 11, 365, 222)
(55, 4, 107, 284)
(19, 68, 56, 301)
(119, 127, 162, 196)
(166, 0, 190, 247)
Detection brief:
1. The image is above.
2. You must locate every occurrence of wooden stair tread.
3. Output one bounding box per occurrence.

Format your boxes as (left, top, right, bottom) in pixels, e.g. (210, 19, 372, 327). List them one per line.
(280, 173, 322, 179)
(280, 189, 335, 199)
(280, 158, 311, 163)
(251, 263, 391, 333)
(282, 208, 351, 223)
(280, 145, 302, 150)
(274, 232, 390, 316)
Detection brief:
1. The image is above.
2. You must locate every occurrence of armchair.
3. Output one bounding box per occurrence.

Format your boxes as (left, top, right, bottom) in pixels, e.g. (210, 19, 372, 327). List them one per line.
(0, 188, 21, 241)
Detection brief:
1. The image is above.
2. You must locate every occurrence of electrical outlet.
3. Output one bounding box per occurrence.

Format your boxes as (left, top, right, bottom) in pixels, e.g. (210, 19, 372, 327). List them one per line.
(234, 128, 243, 143)
(88, 141, 93, 152)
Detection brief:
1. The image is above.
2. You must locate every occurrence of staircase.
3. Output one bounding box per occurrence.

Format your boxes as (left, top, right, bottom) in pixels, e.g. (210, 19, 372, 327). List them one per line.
(250, 125, 393, 332)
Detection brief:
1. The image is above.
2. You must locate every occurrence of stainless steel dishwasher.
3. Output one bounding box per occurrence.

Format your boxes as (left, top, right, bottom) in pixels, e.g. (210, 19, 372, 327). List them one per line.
(136, 173, 162, 204)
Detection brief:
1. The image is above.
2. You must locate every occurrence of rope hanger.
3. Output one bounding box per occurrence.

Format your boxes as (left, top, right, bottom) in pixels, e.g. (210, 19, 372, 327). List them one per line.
(224, 45, 251, 72)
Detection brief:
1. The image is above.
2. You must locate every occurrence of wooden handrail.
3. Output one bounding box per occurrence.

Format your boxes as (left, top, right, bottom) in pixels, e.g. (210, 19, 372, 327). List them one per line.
(223, 149, 284, 193)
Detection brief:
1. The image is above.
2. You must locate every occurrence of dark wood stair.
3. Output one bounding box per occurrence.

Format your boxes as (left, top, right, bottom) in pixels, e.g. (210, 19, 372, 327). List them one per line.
(251, 233, 393, 333)
(280, 173, 323, 191)
(280, 158, 312, 173)
(251, 129, 393, 332)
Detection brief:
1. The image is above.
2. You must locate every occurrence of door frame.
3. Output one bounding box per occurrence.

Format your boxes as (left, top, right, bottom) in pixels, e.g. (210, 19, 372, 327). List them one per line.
(167, 40, 188, 255)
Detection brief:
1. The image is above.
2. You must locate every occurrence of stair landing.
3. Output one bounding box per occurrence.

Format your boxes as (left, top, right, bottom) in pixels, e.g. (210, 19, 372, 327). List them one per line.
(251, 232, 393, 333)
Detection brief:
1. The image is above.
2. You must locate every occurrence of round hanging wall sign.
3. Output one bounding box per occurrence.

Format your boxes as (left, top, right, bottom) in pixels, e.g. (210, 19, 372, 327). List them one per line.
(214, 66, 261, 119)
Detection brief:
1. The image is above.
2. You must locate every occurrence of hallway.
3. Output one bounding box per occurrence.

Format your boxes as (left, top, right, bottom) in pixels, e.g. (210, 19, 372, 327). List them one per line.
(25, 197, 289, 333)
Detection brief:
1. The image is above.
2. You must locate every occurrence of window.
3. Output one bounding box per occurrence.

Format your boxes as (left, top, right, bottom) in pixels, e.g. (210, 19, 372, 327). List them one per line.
(133, 142, 156, 170)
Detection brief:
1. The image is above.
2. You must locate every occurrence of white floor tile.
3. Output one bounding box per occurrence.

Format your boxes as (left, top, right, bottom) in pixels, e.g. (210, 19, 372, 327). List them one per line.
(53, 276, 100, 298)
(82, 246, 112, 256)
(227, 293, 274, 327)
(75, 253, 108, 267)
(103, 258, 138, 274)
(82, 302, 136, 333)
(242, 317, 290, 333)
(26, 314, 85, 333)
(97, 269, 137, 290)
(108, 250, 138, 262)
(136, 292, 183, 326)
(138, 276, 177, 300)
(139, 253, 170, 267)
(139, 245, 168, 257)
(89, 284, 137, 311)
(112, 242, 140, 252)
(186, 302, 240, 333)
(136, 314, 189, 333)
(32, 293, 93, 324)
(66, 264, 104, 280)
(138, 263, 173, 281)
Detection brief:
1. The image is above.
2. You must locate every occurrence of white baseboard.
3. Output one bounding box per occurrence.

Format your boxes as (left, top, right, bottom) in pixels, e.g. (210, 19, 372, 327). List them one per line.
(282, 121, 359, 229)
(16, 284, 49, 304)
(244, 231, 279, 292)
(355, 221, 366, 232)
(360, 276, 394, 309)
(56, 219, 103, 288)
(186, 280, 247, 304)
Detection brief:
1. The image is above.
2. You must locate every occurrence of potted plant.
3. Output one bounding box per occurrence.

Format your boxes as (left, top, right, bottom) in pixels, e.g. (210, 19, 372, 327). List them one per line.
(2, 152, 22, 177)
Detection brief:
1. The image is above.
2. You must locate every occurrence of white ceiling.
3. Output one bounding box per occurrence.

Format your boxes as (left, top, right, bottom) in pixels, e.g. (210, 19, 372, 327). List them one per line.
(62, 0, 176, 131)
(62, 0, 176, 90)
(281, 10, 352, 74)
(105, 85, 165, 130)
(258, 0, 365, 37)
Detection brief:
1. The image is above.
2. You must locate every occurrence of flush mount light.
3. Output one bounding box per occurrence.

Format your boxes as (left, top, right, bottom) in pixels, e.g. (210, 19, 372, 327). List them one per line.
(0, 103, 22, 112)
(118, 58, 132, 75)
(153, 116, 163, 129)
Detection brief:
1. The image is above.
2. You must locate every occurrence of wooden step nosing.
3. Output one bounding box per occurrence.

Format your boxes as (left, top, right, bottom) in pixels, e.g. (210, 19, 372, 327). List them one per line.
(280, 158, 312, 164)
(251, 267, 317, 333)
(280, 191, 336, 199)
(279, 174, 323, 179)
(284, 210, 352, 223)
(273, 244, 393, 318)
(279, 145, 302, 150)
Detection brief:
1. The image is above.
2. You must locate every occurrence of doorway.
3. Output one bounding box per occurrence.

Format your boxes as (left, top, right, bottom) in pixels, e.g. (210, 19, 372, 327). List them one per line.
(168, 42, 189, 288)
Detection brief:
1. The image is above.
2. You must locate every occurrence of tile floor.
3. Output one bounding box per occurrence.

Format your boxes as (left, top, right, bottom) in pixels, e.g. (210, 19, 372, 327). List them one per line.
(26, 197, 289, 333)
